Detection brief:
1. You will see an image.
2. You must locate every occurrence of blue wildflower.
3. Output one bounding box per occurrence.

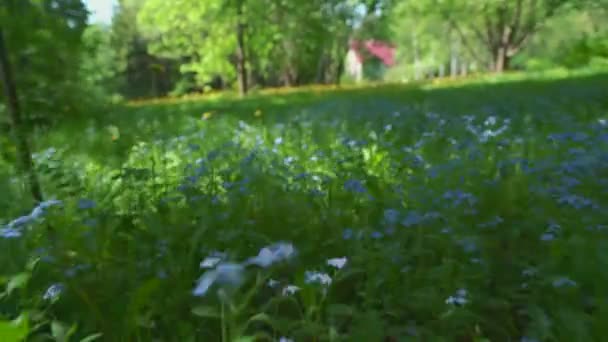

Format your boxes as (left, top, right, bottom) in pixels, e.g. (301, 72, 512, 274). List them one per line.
(370, 231, 383, 239)
(342, 228, 354, 240)
(43, 283, 65, 301)
(401, 211, 424, 227)
(193, 262, 245, 297)
(304, 271, 332, 286)
(552, 277, 577, 288)
(383, 209, 400, 224)
(0, 227, 22, 239)
(77, 199, 96, 210)
(245, 242, 296, 268)
(344, 179, 366, 193)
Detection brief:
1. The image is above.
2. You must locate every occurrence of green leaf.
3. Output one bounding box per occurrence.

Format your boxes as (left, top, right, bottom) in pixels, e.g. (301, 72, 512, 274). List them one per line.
(80, 333, 103, 342)
(233, 337, 255, 342)
(246, 312, 278, 330)
(326, 304, 354, 317)
(6, 273, 30, 296)
(51, 320, 77, 342)
(191, 306, 221, 319)
(0, 315, 29, 342)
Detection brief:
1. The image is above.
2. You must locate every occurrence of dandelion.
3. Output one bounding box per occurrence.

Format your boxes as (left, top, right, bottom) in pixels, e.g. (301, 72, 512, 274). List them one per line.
(282, 285, 301, 296)
(193, 263, 245, 297)
(245, 242, 296, 268)
(305, 271, 332, 286)
(43, 283, 65, 301)
(327, 257, 347, 269)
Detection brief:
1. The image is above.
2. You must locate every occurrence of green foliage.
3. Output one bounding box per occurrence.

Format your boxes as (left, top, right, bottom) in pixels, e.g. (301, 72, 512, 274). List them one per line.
(0, 0, 89, 124)
(389, 0, 608, 77)
(0, 315, 28, 342)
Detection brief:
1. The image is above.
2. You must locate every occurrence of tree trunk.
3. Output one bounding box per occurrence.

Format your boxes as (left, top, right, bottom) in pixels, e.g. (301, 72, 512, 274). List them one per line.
(450, 35, 459, 78)
(0, 29, 43, 202)
(334, 41, 347, 85)
(235, 1, 248, 96)
(493, 45, 511, 72)
(316, 52, 327, 84)
(412, 31, 421, 81)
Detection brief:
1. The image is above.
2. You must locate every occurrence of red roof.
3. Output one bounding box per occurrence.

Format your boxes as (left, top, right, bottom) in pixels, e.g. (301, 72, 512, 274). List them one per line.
(349, 39, 396, 67)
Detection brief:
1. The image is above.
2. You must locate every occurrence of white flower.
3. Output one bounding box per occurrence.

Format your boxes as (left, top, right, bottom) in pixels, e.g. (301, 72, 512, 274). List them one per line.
(200, 256, 223, 269)
(245, 242, 296, 268)
(279, 337, 294, 342)
(282, 285, 301, 296)
(446, 295, 467, 306)
(445, 288, 468, 306)
(267, 279, 280, 288)
(193, 263, 245, 297)
(327, 257, 348, 269)
(305, 271, 332, 286)
(43, 283, 64, 301)
(199, 251, 227, 269)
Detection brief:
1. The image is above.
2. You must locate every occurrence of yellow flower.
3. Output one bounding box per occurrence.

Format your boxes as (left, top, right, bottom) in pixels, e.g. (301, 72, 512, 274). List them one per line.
(254, 110, 262, 117)
(202, 112, 213, 120)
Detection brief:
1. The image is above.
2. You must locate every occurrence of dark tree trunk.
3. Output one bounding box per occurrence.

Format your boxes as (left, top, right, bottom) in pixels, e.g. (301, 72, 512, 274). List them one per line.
(0, 29, 43, 202)
(235, 0, 248, 97)
(316, 52, 327, 84)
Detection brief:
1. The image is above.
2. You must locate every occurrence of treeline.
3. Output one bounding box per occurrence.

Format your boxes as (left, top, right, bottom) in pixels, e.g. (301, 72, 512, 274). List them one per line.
(86, 0, 392, 99)
(1, 0, 608, 110)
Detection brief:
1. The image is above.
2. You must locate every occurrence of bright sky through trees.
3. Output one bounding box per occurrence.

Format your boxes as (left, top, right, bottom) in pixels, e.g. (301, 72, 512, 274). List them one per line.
(84, 0, 116, 24)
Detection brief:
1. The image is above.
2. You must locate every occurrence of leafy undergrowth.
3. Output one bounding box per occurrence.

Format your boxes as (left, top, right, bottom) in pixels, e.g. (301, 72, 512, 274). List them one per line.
(2, 73, 608, 341)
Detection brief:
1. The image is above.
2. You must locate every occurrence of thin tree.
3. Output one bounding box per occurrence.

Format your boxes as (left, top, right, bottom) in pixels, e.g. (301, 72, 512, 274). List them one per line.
(235, 0, 248, 96)
(0, 28, 44, 202)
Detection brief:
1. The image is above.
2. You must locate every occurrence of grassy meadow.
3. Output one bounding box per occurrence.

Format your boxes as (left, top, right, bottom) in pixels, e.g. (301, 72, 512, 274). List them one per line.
(2, 72, 608, 341)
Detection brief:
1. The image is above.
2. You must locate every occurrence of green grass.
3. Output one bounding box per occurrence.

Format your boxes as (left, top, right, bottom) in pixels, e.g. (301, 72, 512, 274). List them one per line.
(2, 71, 608, 341)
